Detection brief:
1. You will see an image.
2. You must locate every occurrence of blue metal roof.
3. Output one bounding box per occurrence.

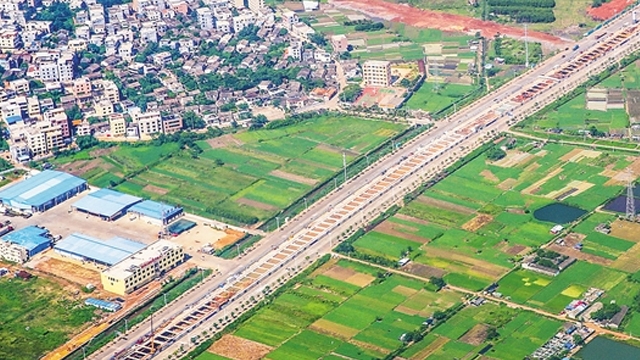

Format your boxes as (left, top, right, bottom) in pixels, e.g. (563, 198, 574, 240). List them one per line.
(128, 200, 183, 220)
(0, 170, 86, 209)
(73, 189, 142, 218)
(85, 298, 122, 312)
(1, 226, 50, 251)
(54, 233, 146, 266)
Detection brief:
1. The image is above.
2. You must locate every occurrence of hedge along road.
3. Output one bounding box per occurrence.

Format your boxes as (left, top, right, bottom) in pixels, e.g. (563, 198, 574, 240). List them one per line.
(90, 7, 640, 359)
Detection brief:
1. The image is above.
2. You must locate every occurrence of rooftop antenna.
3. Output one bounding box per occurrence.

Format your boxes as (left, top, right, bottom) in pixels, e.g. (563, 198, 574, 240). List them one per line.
(524, 23, 529, 68)
(627, 169, 636, 220)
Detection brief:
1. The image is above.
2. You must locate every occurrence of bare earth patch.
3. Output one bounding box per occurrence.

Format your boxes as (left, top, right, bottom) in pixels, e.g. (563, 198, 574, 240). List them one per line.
(143, 184, 169, 195)
(214, 228, 246, 249)
(394, 213, 431, 226)
(462, 214, 493, 232)
(209, 335, 272, 360)
(404, 262, 446, 278)
(505, 244, 528, 256)
(270, 169, 318, 186)
(310, 319, 359, 339)
(610, 220, 640, 242)
(374, 221, 429, 244)
(548, 243, 612, 267)
(459, 324, 489, 346)
(416, 196, 475, 215)
(345, 273, 375, 287)
(522, 167, 564, 196)
(392, 285, 418, 297)
(613, 242, 640, 272)
(480, 170, 499, 183)
(409, 335, 449, 360)
(323, 265, 357, 281)
(497, 178, 518, 191)
(206, 134, 244, 149)
(492, 150, 533, 168)
(30, 255, 102, 289)
(236, 198, 277, 211)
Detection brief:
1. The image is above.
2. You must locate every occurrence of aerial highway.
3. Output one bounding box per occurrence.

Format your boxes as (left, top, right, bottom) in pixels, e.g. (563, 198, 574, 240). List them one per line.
(89, 5, 640, 360)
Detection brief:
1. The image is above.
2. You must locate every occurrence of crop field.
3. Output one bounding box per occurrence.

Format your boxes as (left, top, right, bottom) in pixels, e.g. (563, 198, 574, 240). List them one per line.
(523, 60, 640, 139)
(401, 303, 561, 360)
(404, 82, 475, 113)
(350, 139, 630, 291)
(0, 273, 95, 360)
(54, 116, 404, 224)
(205, 259, 463, 360)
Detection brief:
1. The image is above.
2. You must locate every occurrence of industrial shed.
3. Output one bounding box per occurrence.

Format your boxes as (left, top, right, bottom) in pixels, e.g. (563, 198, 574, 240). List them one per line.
(53, 233, 146, 266)
(127, 200, 183, 226)
(0, 226, 51, 263)
(72, 189, 142, 221)
(0, 170, 87, 212)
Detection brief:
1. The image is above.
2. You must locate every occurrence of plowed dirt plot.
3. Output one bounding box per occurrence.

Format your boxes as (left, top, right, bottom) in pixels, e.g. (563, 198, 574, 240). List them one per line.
(404, 263, 446, 278)
(459, 324, 489, 346)
(610, 220, 640, 242)
(215, 228, 248, 249)
(588, 0, 635, 20)
(206, 134, 244, 148)
(374, 221, 429, 243)
(209, 335, 272, 360)
(311, 318, 359, 338)
(331, 0, 567, 46)
(480, 170, 499, 183)
(462, 214, 493, 232)
(417, 196, 475, 215)
(32, 256, 102, 288)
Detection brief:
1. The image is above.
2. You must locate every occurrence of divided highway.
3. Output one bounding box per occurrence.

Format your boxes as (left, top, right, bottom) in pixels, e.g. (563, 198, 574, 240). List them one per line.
(89, 6, 640, 360)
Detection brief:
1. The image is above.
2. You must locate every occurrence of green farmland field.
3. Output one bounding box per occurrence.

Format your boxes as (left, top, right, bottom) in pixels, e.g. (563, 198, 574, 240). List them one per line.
(0, 274, 95, 360)
(53, 116, 405, 224)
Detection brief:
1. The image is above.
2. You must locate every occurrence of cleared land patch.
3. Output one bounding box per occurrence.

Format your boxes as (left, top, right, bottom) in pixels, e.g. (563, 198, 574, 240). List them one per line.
(209, 335, 272, 360)
(458, 324, 488, 346)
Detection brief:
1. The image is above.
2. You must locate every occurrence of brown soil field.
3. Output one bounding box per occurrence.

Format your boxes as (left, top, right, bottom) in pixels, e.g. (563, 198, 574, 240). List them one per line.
(497, 178, 518, 190)
(214, 228, 247, 249)
(31, 256, 102, 289)
(404, 263, 446, 278)
(610, 220, 640, 242)
(143, 184, 169, 195)
(345, 273, 375, 287)
(209, 335, 272, 360)
(270, 169, 318, 186)
(459, 324, 489, 346)
(394, 213, 431, 226)
(374, 221, 429, 243)
(236, 197, 277, 211)
(409, 335, 449, 360)
(505, 244, 528, 256)
(310, 318, 359, 338)
(331, 0, 568, 47)
(417, 196, 475, 215)
(206, 134, 244, 149)
(393, 285, 418, 297)
(462, 214, 493, 232)
(588, 0, 635, 20)
(323, 265, 357, 281)
(548, 243, 612, 267)
(480, 170, 499, 183)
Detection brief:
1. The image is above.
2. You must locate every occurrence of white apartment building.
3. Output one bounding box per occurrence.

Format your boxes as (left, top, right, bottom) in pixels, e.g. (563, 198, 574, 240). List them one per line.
(232, 11, 255, 32)
(247, 0, 264, 13)
(196, 7, 215, 30)
(0, 29, 22, 51)
(132, 110, 162, 134)
(363, 60, 391, 87)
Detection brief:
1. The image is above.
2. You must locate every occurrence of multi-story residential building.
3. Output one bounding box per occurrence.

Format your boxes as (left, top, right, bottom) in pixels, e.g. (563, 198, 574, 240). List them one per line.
(140, 24, 158, 43)
(232, 11, 255, 32)
(95, 99, 114, 117)
(288, 41, 302, 60)
(27, 96, 40, 118)
(196, 7, 215, 30)
(233, 0, 245, 9)
(93, 79, 120, 103)
(248, 0, 264, 13)
(363, 60, 391, 87)
(108, 113, 126, 137)
(282, 10, 299, 30)
(36, 53, 75, 83)
(100, 240, 184, 295)
(72, 77, 92, 98)
(161, 114, 183, 133)
(43, 107, 71, 138)
(0, 29, 22, 51)
(8, 79, 29, 94)
(132, 110, 162, 134)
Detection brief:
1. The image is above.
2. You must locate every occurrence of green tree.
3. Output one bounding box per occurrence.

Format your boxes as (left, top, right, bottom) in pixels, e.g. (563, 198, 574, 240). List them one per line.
(429, 276, 446, 290)
(65, 105, 83, 121)
(591, 303, 621, 321)
(182, 111, 206, 130)
(75, 135, 99, 150)
(35, 2, 75, 32)
(339, 84, 362, 103)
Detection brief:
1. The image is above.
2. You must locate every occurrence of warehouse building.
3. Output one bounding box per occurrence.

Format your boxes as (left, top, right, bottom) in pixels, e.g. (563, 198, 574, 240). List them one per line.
(54, 233, 146, 267)
(127, 200, 183, 226)
(72, 188, 142, 221)
(101, 240, 184, 295)
(0, 170, 87, 212)
(0, 226, 51, 263)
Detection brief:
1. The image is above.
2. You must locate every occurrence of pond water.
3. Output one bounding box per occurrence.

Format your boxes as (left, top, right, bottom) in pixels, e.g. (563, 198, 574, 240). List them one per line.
(577, 336, 640, 360)
(533, 203, 587, 224)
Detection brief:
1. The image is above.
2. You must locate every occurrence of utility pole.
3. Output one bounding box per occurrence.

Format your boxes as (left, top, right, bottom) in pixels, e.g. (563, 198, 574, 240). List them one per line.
(524, 23, 529, 68)
(304, 197, 308, 210)
(163, 293, 168, 307)
(236, 243, 241, 257)
(342, 151, 347, 182)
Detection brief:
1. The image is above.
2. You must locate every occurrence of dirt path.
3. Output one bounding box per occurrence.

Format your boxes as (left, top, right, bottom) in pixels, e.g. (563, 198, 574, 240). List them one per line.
(331, 0, 571, 48)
